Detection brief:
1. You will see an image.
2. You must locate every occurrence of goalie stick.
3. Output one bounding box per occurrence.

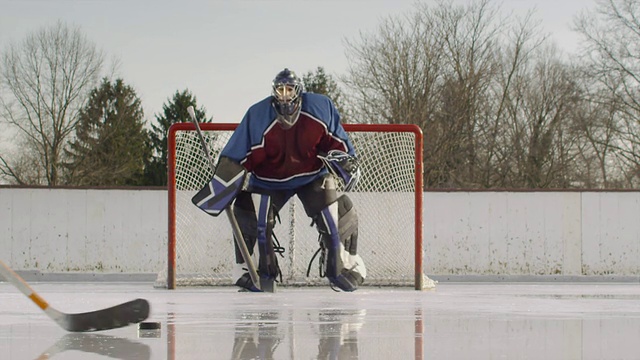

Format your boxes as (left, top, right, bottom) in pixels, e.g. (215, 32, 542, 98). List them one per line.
(186, 106, 262, 291)
(0, 259, 149, 332)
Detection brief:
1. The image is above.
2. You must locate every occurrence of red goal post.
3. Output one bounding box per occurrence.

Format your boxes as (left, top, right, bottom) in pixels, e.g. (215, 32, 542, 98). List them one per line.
(161, 122, 425, 290)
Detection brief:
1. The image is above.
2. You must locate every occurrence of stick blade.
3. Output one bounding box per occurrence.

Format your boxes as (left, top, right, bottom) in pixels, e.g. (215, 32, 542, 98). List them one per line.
(59, 298, 150, 332)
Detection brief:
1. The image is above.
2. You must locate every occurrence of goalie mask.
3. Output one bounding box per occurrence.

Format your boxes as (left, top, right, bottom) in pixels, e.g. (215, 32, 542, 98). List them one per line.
(272, 68, 303, 129)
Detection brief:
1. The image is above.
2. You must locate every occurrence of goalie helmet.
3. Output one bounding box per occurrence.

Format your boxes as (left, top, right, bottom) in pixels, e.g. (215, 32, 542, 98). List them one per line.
(271, 68, 303, 129)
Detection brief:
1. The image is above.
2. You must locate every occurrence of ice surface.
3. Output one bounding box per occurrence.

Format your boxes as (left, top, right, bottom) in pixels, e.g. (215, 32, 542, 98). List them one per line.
(1, 282, 640, 359)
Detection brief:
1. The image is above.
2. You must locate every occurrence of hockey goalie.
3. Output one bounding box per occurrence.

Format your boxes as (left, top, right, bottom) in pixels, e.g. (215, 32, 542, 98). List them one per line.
(192, 68, 367, 292)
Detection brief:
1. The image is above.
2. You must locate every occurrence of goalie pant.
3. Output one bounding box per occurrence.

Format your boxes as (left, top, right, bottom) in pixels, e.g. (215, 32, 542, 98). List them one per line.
(232, 175, 367, 291)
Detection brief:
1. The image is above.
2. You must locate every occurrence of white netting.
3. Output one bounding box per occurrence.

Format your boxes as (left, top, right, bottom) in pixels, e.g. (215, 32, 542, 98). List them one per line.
(156, 124, 426, 288)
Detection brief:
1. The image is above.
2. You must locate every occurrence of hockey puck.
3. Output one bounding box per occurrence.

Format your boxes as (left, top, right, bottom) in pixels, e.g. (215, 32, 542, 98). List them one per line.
(138, 321, 161, 330)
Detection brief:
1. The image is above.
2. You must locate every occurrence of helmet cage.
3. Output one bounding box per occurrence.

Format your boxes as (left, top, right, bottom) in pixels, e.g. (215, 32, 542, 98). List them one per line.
(272, 69, 303, 128)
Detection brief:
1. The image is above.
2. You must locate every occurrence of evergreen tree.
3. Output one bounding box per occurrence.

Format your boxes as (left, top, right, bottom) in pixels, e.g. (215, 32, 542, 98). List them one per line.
(302, 67, 349, 122)
(143, 89, 210, 186)
(65, 78, 149, 185)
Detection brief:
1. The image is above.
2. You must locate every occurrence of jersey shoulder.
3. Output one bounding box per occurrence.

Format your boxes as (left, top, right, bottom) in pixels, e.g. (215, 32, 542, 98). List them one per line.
(244, 96, 275, 121)
(301, 92, 333, 108)
(301, 92, 336, 121)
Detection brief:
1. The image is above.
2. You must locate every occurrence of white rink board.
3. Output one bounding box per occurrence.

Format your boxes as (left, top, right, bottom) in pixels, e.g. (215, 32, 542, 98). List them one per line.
(424, 192, 583, 276)
(1, 188, 640, 278)
(0, 188, 167, 274)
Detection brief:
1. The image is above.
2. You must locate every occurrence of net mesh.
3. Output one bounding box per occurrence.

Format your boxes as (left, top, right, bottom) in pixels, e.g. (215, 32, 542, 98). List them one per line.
(156, 124, 425, 288)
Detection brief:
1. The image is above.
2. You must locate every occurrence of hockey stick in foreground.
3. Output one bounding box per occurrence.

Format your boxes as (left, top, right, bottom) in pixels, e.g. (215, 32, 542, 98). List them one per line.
(0, 260, 149, 332)
(186, 106, 262, 291)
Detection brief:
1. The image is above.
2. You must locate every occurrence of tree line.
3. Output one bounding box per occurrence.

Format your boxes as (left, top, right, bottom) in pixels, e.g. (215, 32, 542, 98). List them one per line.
(1, 0, 639, 189)
(0, 22, 340, 187)
(342, 0, 640, 189)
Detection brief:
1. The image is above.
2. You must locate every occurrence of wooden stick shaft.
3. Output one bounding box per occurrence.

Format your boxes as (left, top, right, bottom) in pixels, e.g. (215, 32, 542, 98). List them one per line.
(187, 106, 261, 290)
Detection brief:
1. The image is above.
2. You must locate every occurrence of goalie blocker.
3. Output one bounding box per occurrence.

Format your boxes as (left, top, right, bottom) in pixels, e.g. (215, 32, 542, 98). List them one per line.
(192, 157, 248, 216)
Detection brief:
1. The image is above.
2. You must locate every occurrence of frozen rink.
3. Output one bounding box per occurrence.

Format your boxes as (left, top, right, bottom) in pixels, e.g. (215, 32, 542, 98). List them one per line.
(2, 282, 640, 359)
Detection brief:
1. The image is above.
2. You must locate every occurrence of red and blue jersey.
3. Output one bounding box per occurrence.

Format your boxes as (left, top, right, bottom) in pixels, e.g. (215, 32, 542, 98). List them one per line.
(221, 92, 355, 190)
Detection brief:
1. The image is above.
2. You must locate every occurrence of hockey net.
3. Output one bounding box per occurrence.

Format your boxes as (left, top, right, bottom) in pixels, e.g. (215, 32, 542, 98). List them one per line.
(156, 122, 430, 290)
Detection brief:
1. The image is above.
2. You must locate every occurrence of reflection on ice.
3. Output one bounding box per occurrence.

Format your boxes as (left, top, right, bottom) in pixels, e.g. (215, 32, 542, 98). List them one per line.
(35, 333, 150, 360)
(1, 283, 640, 359)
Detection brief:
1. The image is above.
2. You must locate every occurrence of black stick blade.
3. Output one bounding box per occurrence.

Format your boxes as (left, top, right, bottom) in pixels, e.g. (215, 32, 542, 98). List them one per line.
(58, 298, 150, 332)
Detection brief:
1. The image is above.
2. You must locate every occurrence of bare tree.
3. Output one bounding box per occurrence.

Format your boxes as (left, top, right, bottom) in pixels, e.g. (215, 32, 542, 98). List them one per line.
(574, 0, 640, 187)
(344, 0, 501, 187)
(0, 21, 105, 185)
(569, 81, 620, 188)
(501, 47, 582, 188)
(343, 0, 563, 188)
(343, 5, 444, 128)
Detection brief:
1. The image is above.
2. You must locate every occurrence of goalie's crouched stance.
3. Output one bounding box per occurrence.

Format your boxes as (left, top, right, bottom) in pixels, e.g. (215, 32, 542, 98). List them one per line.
(231, 175, 367, 292)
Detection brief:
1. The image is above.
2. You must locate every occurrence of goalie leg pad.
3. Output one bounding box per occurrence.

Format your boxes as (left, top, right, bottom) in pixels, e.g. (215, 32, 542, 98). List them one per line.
(253, 193, 280, 279)
(337, 195, 358, 255)
(315, 195, 366, 291)
(232, 192, 279, 277)
(231, 192, 262, 292)
(232, 192, 281, 290)
(298, 175, 339, 216)
(232, 191, 257, 264)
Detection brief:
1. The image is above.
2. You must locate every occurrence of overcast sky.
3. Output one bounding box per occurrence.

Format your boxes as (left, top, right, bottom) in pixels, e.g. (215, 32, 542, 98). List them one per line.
(0, 0, 595, 124)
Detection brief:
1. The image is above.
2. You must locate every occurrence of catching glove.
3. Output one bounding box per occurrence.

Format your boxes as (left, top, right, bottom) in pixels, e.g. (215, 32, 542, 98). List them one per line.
(318, 150, 360, 191)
